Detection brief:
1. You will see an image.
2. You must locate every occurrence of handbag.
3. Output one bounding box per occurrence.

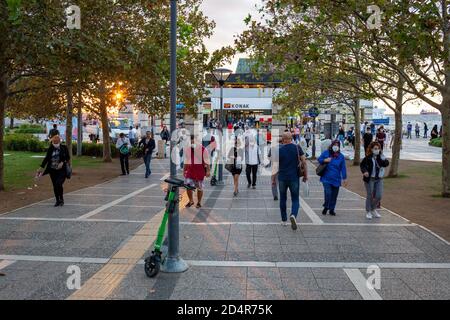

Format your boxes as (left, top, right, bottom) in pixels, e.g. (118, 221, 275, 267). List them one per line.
(66, 163, 72, 179)
(315, 163, 328, 177)
(296, 145, 305, 177)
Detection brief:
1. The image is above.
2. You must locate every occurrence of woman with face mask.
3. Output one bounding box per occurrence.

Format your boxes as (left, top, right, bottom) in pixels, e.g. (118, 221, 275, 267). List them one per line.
(37, 135, 71, 206)
(317, 140, 348, 216)
(360, 141, 390, 219)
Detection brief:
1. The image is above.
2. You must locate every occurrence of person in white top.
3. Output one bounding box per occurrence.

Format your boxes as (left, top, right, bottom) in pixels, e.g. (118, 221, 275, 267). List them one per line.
(116, 133, 131, 175)
(128, 126, 136, 146)
(245, 136, 261, 189)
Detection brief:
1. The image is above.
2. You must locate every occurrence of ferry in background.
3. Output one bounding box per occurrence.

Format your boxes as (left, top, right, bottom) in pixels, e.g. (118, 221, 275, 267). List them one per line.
(420, 109, 440, 115)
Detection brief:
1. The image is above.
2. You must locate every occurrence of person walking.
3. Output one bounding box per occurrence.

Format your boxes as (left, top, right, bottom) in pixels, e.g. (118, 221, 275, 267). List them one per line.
(48, 124, 60, 140)
(415, 123, 420, 138)
(273, 132, 308, 230)
(362, 126, 373, 153)
(347, 127, 355, 148)
(337, 126, 345, 147)
(304, 127, 312, 148)
(269, 138, 283, 201)
(375, 126, 386, 150)
(245, 136, 260, 189)
(227, 138, 244, 196)
(317, 140, 348, 216)
(138, 131, 155, 178)
(184, 135, 210, 208)
(294, 126, 300, 144)
(406, 122, 413, 139)
(423, 122, 428, 138)
(116, 132, 131, 175)
(37, 136, 70, 207)
(360, 141, 390, 219)
(128, 126, 136, 146)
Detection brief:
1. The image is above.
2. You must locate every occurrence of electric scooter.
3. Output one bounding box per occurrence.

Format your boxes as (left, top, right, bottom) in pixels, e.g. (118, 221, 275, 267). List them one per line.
(144, 177, 194, 278)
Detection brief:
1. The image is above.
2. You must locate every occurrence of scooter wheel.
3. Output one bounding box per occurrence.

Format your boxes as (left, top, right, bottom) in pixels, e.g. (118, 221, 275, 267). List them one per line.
(144, 255, 160, 278)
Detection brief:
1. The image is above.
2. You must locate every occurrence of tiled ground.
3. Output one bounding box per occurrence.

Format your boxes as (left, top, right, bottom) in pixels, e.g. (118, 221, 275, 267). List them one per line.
(0, 159, 449, 300)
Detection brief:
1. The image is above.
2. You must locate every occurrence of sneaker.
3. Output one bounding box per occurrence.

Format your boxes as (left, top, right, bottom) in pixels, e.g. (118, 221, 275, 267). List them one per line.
(54, 201, 60, 207)
(252, 185, 256, 189)
(329, 210, 336, 216)
(247, 183, 251, 188)
(372, 210, 381, 218)
(366, 212, 373, 220)
(290, 215, 298, 230)
(281, 221, 288, 226)
(322, 208, 328, 215)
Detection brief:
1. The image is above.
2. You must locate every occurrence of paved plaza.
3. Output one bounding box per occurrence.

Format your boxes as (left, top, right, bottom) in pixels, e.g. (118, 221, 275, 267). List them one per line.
(0, 158, 449, 300)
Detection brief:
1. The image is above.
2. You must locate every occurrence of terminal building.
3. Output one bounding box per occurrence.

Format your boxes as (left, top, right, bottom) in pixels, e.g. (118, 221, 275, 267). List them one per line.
(200, 58, 376, 136)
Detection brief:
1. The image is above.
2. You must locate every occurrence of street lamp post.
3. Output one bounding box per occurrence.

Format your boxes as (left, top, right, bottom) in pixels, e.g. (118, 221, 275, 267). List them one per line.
(161, 0, 188, 274)
(212, 68, 233, 183)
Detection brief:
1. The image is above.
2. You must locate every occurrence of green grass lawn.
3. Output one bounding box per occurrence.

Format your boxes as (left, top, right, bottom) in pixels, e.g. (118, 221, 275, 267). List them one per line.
(3, 151, 106, 190)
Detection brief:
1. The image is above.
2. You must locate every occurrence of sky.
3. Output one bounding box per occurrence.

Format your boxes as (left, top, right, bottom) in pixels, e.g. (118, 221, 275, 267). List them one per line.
(199, 0, 438, 114)
(200, 0, 261, 71)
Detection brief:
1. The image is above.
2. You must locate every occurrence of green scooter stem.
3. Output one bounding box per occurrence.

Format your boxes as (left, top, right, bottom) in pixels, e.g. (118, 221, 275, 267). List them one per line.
(154, 189, 176, 252)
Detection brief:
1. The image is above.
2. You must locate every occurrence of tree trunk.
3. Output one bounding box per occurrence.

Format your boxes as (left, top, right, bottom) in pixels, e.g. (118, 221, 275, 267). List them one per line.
(77, 91, 83, 156)
(442, 104, 450, 197)
(353, 98, 361, 165)
(65, 85, 74, 160)
(9, 117, 13, 129)
(0, 75, 8, 191)
(99, 81, 112, 162)
(389, 108, 403, 177)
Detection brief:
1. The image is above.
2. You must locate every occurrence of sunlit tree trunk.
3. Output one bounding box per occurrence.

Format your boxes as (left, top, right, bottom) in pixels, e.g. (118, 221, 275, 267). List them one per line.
(99, 80, 112, 162)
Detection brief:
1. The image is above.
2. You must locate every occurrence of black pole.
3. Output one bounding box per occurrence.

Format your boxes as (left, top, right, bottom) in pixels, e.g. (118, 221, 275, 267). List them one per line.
(162, 0, 188, 273)
(218, 81, 224, 182)
(312, 117, 316, 159)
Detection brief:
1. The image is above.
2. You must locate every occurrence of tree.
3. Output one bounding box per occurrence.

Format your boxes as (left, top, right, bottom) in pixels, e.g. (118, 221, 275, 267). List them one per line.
(237, 0, 427, 177)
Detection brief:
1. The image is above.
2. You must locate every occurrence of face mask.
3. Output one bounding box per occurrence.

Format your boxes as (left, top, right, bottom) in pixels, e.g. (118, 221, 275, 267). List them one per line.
(332, 146, 339, 152)
(373, 149, 380, 155)
(53, 143, 60, 148)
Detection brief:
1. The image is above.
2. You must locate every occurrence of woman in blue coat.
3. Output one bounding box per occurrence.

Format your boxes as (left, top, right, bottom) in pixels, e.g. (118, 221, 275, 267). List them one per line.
(318, 140, 348, 216)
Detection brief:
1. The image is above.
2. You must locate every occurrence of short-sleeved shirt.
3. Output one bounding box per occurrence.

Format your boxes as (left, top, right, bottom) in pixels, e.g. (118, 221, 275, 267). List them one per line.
(278, 143, 304, 181)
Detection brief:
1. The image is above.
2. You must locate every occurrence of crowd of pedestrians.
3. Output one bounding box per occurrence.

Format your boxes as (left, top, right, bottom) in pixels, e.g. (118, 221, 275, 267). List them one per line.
(37, 119, 407, 225)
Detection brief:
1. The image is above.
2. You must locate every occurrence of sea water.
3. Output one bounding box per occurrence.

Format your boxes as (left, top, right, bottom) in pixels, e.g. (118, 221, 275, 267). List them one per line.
(385, 114, 442, 131)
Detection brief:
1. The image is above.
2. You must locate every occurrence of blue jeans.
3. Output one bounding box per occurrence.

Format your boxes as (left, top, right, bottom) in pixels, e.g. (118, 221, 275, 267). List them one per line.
(144, 153, 152, 177)
(279, 179, 300, 221)
(323, 183, 340, 211)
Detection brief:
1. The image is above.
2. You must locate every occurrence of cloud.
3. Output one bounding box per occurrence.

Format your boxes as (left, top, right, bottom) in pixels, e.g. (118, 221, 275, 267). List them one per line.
(200, 0, 261, 70)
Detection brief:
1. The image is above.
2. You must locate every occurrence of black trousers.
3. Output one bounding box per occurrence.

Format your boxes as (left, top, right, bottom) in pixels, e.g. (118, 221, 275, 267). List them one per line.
(120, 153, 130, 174)
(49, 169, 66, 202)
(246, 164, 258, 186)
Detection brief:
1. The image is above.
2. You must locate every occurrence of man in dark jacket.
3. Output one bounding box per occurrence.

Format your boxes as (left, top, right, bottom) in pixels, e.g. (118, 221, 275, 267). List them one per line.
(48, 124, 60, 139)
(138, 131, 156, 178)
(38, 135, 70, 206)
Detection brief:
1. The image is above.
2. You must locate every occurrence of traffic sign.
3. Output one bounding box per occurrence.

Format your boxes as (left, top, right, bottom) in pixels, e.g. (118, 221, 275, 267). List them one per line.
(308, 107, 320, 118)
